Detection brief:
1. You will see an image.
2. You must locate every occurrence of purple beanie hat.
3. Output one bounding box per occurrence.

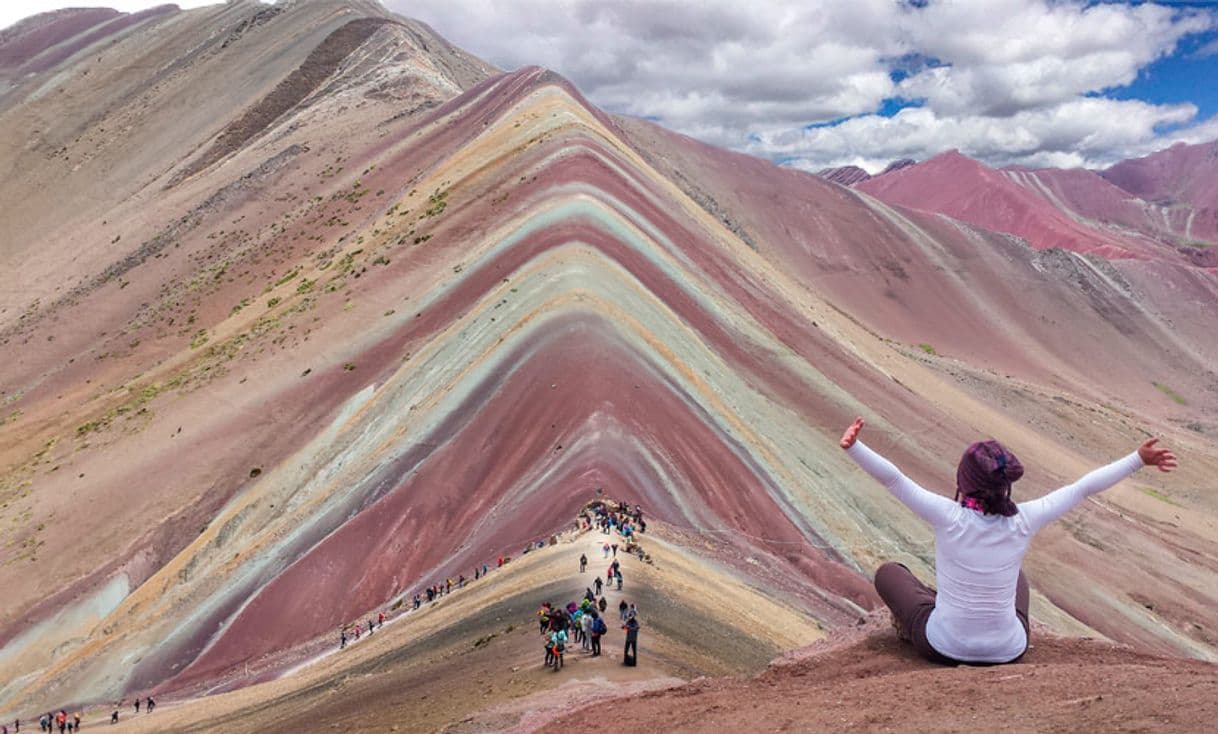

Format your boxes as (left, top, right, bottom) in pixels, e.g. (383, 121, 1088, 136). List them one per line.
(956, 440, 1023, 516)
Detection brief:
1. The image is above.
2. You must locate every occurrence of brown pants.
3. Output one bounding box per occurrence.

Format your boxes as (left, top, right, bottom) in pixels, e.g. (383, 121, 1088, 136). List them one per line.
(875, 562, 1030, 665)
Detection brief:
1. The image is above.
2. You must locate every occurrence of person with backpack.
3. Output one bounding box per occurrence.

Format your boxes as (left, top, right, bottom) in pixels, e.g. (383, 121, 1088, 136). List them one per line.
(547, 628, 568, 669)
(579, 553, 587, 573)
(622, 611, 640, 665)
(841, 416, 1176, 664)
(615, 569, 623, 590)
(590, 611, 606, 656)
(598, 596, 608, 613)
(619, 599, 629, 622)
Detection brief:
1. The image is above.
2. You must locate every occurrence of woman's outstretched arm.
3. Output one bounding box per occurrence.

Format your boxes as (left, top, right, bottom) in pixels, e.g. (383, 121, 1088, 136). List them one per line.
(1019, 438, 1177, 534)
(840, 417, 957, 527)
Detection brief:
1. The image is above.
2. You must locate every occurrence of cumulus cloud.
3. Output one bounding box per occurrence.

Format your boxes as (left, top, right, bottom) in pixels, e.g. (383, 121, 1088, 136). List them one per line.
(393, 0, 1217, 171)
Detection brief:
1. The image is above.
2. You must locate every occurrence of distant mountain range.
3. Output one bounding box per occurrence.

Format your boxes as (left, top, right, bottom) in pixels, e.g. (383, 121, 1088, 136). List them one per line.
(818, 142, 1218, 266)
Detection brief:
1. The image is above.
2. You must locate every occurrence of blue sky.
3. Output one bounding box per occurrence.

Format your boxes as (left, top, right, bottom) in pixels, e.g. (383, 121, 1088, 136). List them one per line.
(1105, 28, 1218, 124)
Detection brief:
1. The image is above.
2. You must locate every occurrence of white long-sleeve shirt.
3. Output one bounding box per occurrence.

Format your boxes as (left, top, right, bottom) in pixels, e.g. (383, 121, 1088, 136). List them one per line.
(847, 440, 1144, 662)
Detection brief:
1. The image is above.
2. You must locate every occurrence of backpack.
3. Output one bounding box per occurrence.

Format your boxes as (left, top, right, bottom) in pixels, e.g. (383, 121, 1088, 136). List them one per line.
(593, 617, 607, 635)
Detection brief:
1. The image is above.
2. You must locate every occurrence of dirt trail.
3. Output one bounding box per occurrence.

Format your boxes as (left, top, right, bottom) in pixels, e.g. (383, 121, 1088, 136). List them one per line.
(91, 522, 819, 733)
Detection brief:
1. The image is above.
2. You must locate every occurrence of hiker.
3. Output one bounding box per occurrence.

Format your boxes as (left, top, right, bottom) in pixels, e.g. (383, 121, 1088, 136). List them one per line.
(147, 697, 154, 713)
(367, 617, 375, 635)
(340, 629, 347, 649)
(56, 712, 65, 734)
(580, 610, 593, 651)
(413, 594, 421, 610)
(594, 576, 603, 596)
(133, 700, 139, 714)
(590, 611, 605, 656)
(623, 611, 640, 665)
(579, 553, 587, 572)
(109, 711, 117, 726)
(619, 599, 629, 622)
(378, 611, 385, 628)
(71, 716, 79, 732)
(611, 543, 618, 557)
(615, 569, 623, 590)
(545, 626, 566, 667)
(840, 416, 1177, 665)
(598, 596, 608, 613)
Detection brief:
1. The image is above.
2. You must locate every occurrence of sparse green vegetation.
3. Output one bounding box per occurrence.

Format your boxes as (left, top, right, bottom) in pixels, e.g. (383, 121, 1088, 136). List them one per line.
(918, 343, 937, 355)
(190, 329, 209, 349)
(424, 188, 449, 217)
(1138, 486, 1180, 506)
(267, 297, 281, 308)
(1152, 382, 1186, 405)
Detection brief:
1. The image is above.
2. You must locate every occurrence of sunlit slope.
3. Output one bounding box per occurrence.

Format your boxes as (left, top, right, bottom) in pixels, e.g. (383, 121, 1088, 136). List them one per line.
(0, 2, 1215, 717)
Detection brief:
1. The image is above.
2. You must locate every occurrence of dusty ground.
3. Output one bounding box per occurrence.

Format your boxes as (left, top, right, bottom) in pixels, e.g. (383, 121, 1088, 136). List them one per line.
(66, 527, 1218, 733)
(538, 613, 1218, 734)
(93, 525, 821, 733)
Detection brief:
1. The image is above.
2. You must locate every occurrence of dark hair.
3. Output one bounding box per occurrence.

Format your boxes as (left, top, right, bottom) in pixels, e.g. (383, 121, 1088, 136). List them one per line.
(956, 440, 1023, 516)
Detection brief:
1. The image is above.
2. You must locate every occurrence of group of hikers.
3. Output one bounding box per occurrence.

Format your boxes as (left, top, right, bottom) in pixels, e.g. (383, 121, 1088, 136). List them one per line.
(587, 502, 646, 538)
(538, 565, 642, 670)
(339, 559, 511, 650)
(1, 695, 155, 732)
(538, 500, 646, 671)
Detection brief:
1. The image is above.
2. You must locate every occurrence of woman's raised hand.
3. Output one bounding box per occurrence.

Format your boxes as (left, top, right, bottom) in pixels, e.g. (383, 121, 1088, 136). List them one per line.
(840, 417, 864, 449)
(1137, 437, 1178, 473)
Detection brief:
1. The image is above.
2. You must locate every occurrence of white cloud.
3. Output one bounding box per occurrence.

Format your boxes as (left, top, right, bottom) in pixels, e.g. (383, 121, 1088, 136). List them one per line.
(395, 0, 1218, 172)
(8, 1, 1213, 172)
(762, 98, 1218, 173)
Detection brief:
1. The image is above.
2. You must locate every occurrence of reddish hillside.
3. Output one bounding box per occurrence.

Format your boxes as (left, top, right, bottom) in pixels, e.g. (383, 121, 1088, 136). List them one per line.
(1103, 140, 1218, 242)
(0, 1, 1216, 727)
(855, 150, 1178, 260)
(817, 164, 871, 186)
